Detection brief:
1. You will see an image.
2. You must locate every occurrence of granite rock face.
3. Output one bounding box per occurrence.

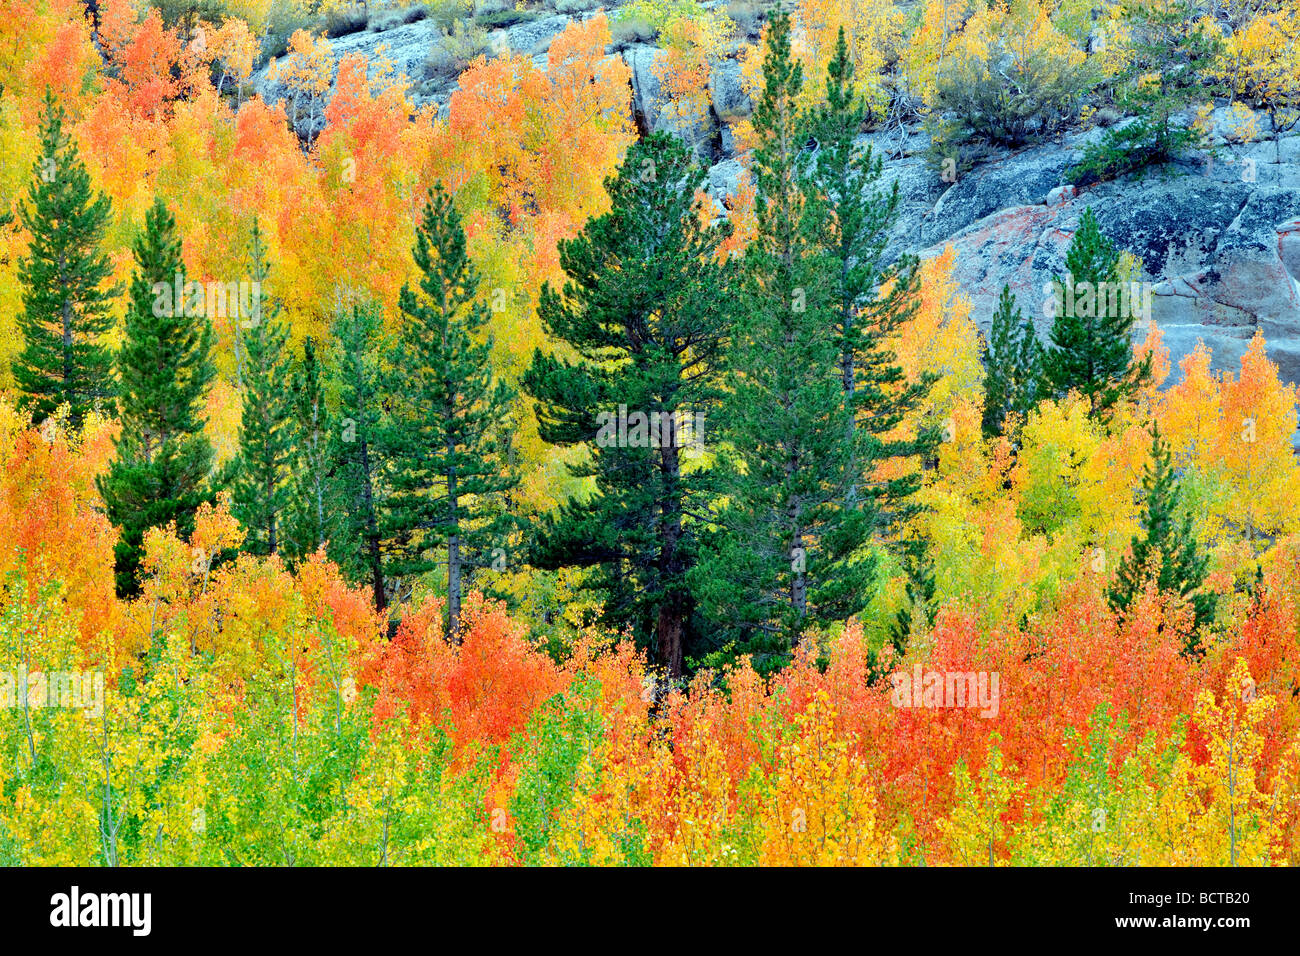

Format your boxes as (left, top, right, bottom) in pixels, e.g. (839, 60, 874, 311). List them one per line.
(746, 123, 1300, 389)
(250, 10, 1300, 390)
(624, 44, 719, 162)
(895, 153, 1300, 387)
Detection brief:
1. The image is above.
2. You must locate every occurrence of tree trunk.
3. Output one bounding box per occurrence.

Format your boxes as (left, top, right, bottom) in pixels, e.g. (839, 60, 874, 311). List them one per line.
(61, 275, 73, 421)
(359, 436, 385, 613)
(656, 598, 684, 680)
(656, 438, 685, 677)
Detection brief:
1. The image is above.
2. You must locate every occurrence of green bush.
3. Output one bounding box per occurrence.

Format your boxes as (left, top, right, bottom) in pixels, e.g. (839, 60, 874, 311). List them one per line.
(932, 38, 1094, 149)
(553, 0, 600, 14)
(260, 2, 320, 62)
(325, 5, 370, 37)
(425, 0, 472, 31)
(147, 0, 228, 27)
(476, 7, 540, 28)
(1066, 119, 1199, 186)
(924, 113, 1002, 180)
(423, 20, 490, 83)
(609, 13, 656, 49)
(726, 0, 766, 39)
(369, 3, 431, 31)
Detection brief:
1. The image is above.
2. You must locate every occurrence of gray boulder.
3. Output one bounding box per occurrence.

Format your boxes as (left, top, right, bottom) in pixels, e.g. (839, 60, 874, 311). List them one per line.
(707, 58, 751, 122)
(920, 145, 1074, 246)
(623, 44, 717, 161)
(907, 172, 1300, 389)
(506, 14, 570, 53)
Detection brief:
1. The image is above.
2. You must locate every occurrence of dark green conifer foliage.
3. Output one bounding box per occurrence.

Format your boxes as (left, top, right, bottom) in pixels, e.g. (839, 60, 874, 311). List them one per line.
(230, 222, 294, 556)
(97, 197, 215, 597)
(805, 26, 939, 627)
(1108, 425, 1216, 654)
(524, 133, 730, 678)
(15, 89, 118, 430)
(1042, 207, 1151, 423)
(381, 186, 518, 640)
(982, 284, 1042, 439)
(697, 12, 879, 667)
(328, 299, 389, 614)
(282, 336, 341, 565)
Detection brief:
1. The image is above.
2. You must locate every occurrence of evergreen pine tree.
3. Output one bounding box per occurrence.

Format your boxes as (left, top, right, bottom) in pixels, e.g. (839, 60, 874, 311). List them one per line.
(329, 298, 389, 614)
(1069, 1, 1221, 184)
(230, 222, 294, 555)
(381, 186, 518, 640)
(807, 26, 938, 620)
(1042, 207, 1151, 423)
(982, 284, 1042, 439)
(97, 196, 216, 597)
(1108, 424, 1217, 654)
(282, 336, 341, 564)
(15, 89, 117, 429)
(696, 11, 866, 665)
(523, 133, 731, 678)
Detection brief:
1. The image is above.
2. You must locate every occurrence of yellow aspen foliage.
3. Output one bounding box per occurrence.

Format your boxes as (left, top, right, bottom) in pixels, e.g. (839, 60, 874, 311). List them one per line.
(546, 732, 655, 866)
(752, 692, 898, 865)
(939, 739, 1024, 865)
(921, 399, 1051, 627)
(1131, 317, 1170, 410)
(1147, 659, 1283, 865)
(894, 248, 985, 418)
(1210, 333, 1300, 556)
(123, 493, 246, 662)
(653, 714, 750, 865)
(624, 0, 733, 125)
(212, 18, 258, 108)
(223, 0, 280, 35)
(266, 29, 334, 146)
(898, 0, 976, 104)
(1076, 404, 1151, 545)
(1011, 711, 1169, 866)
(792, 0, 904, 116)
(1158, 340, 1220, 470)
(1217, 4, 1300, 145)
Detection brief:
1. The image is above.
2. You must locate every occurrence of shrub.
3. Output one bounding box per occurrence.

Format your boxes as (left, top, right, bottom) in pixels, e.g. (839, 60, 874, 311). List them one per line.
(369, 3, 431, 31)
(260, 1, 320, 62)
(553, 0, 601, 14)
(1066, 119, 1199, 186)
(325, 4, 370, 37)
(726, 0, 765, 39)
(477, 7, 540, 28)
(423, 20, 490, 82)
(425, 0, 472, 31)
(931, 0, 1093, 149)
(609, 13, 656, 49)
(148, 0, 227, 26)
(924, 113, 1001, 180)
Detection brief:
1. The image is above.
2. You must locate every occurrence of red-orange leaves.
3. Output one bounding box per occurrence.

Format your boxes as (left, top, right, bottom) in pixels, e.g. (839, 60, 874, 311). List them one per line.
(368, 593, 567, 753)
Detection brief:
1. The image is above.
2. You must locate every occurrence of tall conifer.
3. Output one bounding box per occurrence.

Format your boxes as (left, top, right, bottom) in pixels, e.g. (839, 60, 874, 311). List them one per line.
(381, 186, 517, 640)
(524, 133, 730, 677)
(230, 222, 294, 555)
(1042, 207, 1151, 423)
(98, 197, 215, 597)
(15, 89, 117, 429)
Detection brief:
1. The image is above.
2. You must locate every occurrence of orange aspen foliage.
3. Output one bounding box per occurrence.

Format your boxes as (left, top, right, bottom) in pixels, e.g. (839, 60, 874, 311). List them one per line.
(0, 399, 118, 658)
(367, 593, 568, 754)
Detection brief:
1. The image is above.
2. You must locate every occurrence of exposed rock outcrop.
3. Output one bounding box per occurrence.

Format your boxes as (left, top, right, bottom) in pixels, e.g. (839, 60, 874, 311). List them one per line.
(623, 43, 718, 161)
(247, 9, 1300, 392)
(814, 122, 1300, 388)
